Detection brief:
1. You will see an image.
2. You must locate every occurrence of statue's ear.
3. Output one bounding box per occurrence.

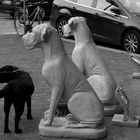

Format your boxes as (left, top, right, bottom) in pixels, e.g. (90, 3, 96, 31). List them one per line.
(69, 18, 77, 31)
(41, 26, 50, 42)
(80, 16, 86, 22)
(22, 32, 37, 49)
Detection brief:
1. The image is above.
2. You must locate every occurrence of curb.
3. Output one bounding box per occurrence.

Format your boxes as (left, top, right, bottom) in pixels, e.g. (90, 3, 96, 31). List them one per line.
(0, 33, 139, 57)
(62, 38, 140, 57)
(0, 33, 17, 38)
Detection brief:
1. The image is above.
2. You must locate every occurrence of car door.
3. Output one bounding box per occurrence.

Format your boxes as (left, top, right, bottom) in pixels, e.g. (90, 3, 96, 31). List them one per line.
(94, 0, 124, 44)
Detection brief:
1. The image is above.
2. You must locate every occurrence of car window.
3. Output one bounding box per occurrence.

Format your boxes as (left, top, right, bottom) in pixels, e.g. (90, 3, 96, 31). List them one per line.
(68, 0, 77, 2)
(96, 0, 125, 15)
(119, 0, 140, 13)
(77, 0, 93, 7)
(67, 0, 96, 7)
(96, 0, 112, 10)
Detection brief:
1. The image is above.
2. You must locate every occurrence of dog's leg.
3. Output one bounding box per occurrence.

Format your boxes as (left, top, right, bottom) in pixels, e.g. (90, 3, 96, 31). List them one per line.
(14, 116, 22, 133)
(43, 86, 64, 126)
(26, 95, 33, 120)
(65, 92, 104, 128)
(13, 100, 25, 133)
(4, 98, 12, 133)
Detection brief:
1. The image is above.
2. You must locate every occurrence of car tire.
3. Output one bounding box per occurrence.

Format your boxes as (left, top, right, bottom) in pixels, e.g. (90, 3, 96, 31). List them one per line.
(123, 30, 140, 53)
(56, 17, 69, 38)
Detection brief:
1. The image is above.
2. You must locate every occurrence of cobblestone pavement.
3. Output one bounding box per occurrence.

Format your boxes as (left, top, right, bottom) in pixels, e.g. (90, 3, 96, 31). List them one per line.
(0, 13, 16, 35)
(0, 13, 140, 140)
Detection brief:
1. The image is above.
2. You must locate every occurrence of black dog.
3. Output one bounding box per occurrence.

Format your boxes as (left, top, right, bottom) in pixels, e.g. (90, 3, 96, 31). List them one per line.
(0, 65, 34, 133)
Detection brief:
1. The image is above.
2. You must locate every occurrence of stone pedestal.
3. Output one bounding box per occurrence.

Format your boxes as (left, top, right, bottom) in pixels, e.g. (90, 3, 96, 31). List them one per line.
(39, 117, 107, 139)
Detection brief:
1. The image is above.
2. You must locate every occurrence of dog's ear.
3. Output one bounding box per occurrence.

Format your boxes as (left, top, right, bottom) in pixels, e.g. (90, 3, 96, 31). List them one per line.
(69, 16, 87, 30)
(22, 32, 37, 49)
(41, 26, 52, 42)
(80, 17, 87, 23)
(41, 26, 48, 41)
(69, 18, 77, 31)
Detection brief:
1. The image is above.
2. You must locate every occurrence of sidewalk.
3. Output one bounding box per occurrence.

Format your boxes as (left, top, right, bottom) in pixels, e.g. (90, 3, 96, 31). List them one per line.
(0, 33, 140, 140)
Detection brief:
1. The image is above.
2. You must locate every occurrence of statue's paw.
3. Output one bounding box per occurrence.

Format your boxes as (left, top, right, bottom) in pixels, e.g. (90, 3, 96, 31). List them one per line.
(44, 109, 49, 116)
(66, 114, 73, 120)
(43, 110, 50, 120)
(66, 114, 79, 123)
(42, 120, 51, 127)
(63, 121, 103, 129)
(44, 108, 65, 117)
(63, 122, 86, 128)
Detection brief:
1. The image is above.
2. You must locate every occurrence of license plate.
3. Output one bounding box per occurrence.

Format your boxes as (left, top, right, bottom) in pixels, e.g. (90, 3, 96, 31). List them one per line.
(2, 0, 12, 5)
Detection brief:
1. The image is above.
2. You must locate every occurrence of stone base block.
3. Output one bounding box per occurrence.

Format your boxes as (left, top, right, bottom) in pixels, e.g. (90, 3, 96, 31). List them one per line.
(112, 114, 139, 128)
(132, 72, 140, 79)
(39, 117, 107, 139)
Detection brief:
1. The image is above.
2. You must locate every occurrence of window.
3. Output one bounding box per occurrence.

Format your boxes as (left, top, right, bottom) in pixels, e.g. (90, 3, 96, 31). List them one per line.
(67, 0, 97, 7)
(76, 0, 95, 7)
(119, 0, 140, 13)
(96, 0, 111, 10)
(96, 0, 124, 15)
(68, 0, 77, 2)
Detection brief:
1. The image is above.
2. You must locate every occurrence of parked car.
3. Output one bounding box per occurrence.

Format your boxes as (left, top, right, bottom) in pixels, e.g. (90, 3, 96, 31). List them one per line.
(0, 0, 53, 20)
(0, 0, 21, 16)
(50, 0, 140, 53)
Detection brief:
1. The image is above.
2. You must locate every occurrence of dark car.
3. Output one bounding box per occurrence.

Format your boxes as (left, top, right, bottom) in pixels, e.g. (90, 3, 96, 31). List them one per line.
(50, 0, 140, 53)
(0, 0, 21, 16)
(0, 0, 53, 20)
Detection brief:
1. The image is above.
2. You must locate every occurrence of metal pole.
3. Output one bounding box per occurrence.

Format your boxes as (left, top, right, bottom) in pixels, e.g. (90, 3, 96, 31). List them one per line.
(23, 0, 26, 34)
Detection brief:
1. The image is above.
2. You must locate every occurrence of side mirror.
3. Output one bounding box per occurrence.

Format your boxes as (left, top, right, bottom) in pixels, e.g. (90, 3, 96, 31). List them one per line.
(110, 7, 121, 15)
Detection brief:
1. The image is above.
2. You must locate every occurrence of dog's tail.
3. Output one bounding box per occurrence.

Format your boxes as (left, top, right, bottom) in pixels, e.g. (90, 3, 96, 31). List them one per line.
(0, 91, 4, 98)
(0, 93, 4, 98)
(0, 89, 5, 98)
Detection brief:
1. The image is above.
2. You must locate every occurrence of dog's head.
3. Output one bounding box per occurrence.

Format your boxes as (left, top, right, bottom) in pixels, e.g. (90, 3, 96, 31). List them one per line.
(63, 16, 86, 37)
(22, 23, 55, 50)
(0, 65, 18, 83)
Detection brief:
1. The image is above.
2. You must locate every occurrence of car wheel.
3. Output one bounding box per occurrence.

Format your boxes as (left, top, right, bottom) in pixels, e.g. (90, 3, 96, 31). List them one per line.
(123, 30, 140, 53)
(56, 17, 69, 37)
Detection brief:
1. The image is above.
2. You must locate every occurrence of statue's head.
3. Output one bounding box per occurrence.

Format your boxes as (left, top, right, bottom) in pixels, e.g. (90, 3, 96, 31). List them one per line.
(63, 16, 86, 37)
(22, 23, 56, 50)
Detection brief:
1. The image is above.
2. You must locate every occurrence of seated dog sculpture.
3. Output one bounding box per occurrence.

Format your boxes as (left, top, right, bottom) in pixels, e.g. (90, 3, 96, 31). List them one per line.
(63, 17, 123, 115)
(22, 23, 107, 139)
(0, 65, 34, 133)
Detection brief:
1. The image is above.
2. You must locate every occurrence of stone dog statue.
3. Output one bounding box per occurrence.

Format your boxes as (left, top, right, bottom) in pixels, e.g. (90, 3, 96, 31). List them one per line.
(22, 23, 107, 139)
(63, 16, 123, 116)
